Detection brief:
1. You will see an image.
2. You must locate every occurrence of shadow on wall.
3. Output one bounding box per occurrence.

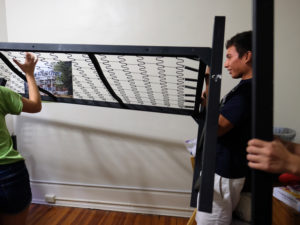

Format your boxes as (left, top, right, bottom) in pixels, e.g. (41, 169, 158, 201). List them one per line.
(14, 115, 193, 190)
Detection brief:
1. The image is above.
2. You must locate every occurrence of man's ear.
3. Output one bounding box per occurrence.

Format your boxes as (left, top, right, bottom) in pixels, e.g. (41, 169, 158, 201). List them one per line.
(244, 51, 252, 64)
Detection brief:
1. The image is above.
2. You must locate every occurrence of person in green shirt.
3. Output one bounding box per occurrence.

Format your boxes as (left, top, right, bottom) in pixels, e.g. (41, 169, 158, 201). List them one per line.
(0, 52, 41, 225)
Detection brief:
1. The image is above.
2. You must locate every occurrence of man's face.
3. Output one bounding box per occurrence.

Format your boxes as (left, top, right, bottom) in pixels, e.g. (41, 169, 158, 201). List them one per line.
(224, 46, 247, 79)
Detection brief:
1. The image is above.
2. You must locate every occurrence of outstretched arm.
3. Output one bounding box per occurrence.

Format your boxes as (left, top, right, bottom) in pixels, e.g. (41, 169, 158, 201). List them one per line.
(247, 138, 300, 176)
(13, 52, 42, 113)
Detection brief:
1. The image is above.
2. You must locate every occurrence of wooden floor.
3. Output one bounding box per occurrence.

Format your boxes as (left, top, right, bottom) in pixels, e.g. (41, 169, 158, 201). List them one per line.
(27, 204, 190, 225)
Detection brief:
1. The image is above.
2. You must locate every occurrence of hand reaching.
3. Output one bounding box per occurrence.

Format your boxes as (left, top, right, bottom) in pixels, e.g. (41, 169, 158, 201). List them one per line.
(246, 139, 293, 174)
(13, 52, 42, 113)
(13, 52, 38, 76)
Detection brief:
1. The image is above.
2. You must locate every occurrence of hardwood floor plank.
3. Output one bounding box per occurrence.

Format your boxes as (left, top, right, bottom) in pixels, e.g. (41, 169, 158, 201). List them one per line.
(60, 208, 85, 225)
(26, 204, 190, 225)
(123, 211, 138, 225)
(88, 211, 109, 225)
(150, 215, 160, 225)
(28, 205, 54, 225)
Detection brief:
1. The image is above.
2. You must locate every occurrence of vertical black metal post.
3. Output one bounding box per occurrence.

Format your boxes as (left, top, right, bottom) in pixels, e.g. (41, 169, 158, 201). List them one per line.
(198, 16, 225, 212)
(252, 0, 274, 224)
(190, 60, 207, 207)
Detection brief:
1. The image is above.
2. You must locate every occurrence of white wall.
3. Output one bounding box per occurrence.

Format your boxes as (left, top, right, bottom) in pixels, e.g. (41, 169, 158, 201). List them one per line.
(2, 0, 258, 217)
(274, 0, 300, 142)
(0, 0, 7, 42)
(5, 0, 251, 95)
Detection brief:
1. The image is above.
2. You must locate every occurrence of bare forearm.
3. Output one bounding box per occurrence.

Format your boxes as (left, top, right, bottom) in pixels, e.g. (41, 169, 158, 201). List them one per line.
(281, 139, 300, 155)
(290, 142, 300, 155)
(272, 140, 300, 175)
(287, 154, 300, 176)
(27, 73, 40, 103)
(204, 67, 210, 98)
(23, 73, 42, 113)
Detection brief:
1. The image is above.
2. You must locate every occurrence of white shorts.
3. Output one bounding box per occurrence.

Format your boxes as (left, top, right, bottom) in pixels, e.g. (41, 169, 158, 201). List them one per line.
(196, 173, 245, 225)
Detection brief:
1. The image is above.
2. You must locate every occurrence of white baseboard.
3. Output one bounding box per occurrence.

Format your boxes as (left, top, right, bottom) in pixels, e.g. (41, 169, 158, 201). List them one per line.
(30, 179, 194, 217)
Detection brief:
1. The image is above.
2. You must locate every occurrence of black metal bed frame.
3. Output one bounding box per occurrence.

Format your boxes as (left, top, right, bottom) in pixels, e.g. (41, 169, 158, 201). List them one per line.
(0, 44, 212, 116)
(0, 16, 226, 215)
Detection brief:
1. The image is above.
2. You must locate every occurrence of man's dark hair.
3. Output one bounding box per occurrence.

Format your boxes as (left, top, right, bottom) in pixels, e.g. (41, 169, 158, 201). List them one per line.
(225, 31, 252, 58)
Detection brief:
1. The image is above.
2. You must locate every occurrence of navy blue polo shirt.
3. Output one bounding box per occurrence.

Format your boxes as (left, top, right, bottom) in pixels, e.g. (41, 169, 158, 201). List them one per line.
(215, 79, 252, 178)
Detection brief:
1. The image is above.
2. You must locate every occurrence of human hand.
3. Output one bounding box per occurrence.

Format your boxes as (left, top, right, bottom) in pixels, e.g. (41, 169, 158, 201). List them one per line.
(13, 52, 38, 76)
(246, 138, 293, 174)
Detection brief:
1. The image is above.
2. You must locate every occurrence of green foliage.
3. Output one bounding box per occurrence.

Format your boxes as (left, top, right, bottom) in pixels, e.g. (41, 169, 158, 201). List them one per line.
(53, 61, 73, 95)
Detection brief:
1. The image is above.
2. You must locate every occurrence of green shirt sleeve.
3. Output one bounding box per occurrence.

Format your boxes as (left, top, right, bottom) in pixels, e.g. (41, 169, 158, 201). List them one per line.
(0, 86, 23, 116)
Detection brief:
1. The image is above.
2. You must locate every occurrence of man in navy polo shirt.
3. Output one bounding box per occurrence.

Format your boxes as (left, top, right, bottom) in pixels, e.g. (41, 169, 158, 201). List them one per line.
(196, 31, 253, 225)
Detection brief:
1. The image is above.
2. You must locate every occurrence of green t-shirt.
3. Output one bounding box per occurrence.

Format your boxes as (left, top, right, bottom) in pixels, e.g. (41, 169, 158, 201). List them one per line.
(0, 86, 23, 164)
